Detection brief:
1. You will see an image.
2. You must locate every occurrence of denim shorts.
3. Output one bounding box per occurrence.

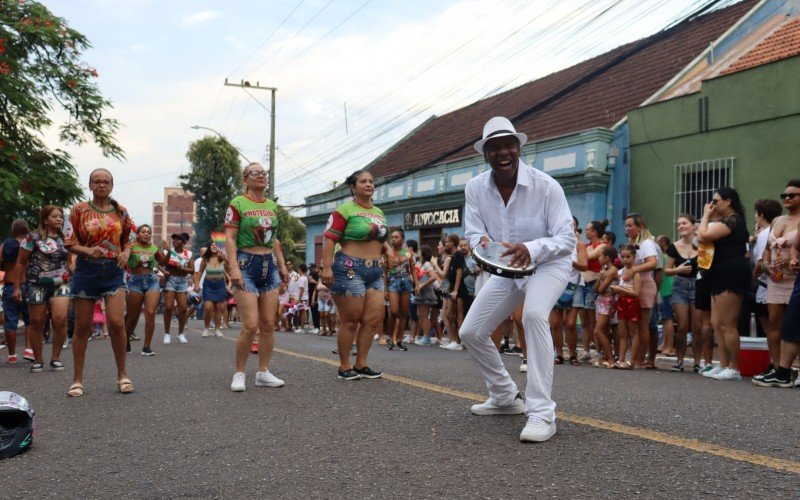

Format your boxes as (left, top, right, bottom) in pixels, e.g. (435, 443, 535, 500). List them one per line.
(388, 273, 414, 294)
(318, 298, 333, 313)
(659, 294, 674, 321)
(70, 257, 126, 300)
(2, 283, 29, 330)
(331, 252, 384, 297)
(237, 251, 281, 295)
(26, 282, 70, 305)
(672, 276, 696, 306)
(128, 273, 161, 295)
(582, 281, 598, 310)
(571, 282, 585, 308)
(164, 274, 190, 293)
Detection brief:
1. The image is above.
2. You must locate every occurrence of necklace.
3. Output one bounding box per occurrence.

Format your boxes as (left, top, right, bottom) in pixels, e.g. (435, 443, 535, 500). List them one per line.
(353, 197, 372, 209)
(245, 192, 267, 203)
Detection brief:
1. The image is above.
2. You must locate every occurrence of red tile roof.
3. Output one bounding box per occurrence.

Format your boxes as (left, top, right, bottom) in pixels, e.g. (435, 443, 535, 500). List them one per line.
(720, 17, 800, 76)
(363, 0, 757, 181)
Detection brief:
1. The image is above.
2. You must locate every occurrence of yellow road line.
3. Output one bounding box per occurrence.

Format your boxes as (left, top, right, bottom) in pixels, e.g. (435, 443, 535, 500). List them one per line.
(178, 324, 800, 474)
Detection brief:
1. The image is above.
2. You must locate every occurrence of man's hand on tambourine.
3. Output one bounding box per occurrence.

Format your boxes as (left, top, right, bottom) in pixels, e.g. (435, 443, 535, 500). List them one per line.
(500, 242, 531, 269)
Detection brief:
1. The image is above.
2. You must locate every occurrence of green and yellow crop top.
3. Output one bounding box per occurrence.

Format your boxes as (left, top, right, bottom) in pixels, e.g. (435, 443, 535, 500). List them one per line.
(224, 195, 279, 249)
(323, 200, 388, 243)
(128, 243, 158, 270)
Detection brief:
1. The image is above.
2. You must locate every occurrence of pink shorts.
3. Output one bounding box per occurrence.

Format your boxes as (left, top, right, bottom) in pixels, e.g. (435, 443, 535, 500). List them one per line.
(638, 273, 657, 309)
(767, 276, 794, 305)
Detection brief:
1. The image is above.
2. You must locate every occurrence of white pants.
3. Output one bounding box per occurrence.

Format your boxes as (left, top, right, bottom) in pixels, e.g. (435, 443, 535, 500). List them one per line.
(460, 260, 569, 423)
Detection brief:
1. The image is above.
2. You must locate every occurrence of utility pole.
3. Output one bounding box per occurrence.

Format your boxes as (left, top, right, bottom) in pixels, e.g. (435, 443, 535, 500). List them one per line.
(224, 78, 277, 200)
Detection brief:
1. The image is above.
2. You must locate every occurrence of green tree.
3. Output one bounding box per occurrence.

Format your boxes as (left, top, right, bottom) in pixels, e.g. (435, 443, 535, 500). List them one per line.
(180, 136, 242, 252)
(0, 1, 123, 231)
(276, 206, 306, 265)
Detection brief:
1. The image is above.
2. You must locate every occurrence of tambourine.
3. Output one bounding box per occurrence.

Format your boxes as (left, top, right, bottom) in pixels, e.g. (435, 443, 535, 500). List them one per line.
(473, 242, 536, 279)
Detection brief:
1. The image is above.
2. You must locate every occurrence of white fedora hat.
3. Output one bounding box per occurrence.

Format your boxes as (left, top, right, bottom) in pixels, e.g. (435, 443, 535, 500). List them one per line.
(473, 116, 527, 154)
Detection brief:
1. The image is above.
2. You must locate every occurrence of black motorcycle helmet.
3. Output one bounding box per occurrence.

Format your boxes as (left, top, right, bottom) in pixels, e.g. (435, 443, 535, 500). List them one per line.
(0, 391, 35, 459)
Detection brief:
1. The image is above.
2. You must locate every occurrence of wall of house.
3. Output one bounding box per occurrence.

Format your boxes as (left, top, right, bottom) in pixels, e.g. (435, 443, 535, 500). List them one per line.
(628, 56, 800, 237)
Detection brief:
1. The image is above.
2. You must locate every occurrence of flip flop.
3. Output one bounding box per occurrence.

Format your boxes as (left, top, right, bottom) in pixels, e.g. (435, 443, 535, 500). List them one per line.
(67, 383, 84, 397)
(118, 378, 135, 394)
(554, 356, 564, 365)
(569, 356, 581, 366)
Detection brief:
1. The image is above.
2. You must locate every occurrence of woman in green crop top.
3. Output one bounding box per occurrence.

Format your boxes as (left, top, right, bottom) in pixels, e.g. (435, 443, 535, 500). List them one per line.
(224, 162, 290, 392)
(195, 244, 231, 337)
(321, 169, 394, 381)
(124, 224, 167, 356)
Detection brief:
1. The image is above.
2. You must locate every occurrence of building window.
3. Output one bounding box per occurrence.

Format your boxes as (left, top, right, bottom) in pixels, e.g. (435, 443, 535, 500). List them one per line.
(674, 157, 735, 227)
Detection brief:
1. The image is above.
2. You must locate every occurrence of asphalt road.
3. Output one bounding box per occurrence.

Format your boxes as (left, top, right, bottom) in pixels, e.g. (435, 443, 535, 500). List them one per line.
(1, 319, 798, 499)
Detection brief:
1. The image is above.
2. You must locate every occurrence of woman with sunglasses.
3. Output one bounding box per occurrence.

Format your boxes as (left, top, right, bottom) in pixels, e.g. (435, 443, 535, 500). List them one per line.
(754, 181, 800, 382)
(321, 169, 393, 380)
(64, 168, 135, 396)
(124, 224, 165, 356)
(225, 163, 289, 392)
(697, 187, 750, 381)
(12, 206, 72, 372)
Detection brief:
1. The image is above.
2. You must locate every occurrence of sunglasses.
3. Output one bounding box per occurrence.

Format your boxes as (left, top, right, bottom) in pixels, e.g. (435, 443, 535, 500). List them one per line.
(779, 193, 800, 200)
(246, 171, 268, 178)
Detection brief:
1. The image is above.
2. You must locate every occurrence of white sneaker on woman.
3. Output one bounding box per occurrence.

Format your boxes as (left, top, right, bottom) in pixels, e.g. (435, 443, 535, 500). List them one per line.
(711, 367, 742, 381)
(178, 333, 188, 344)
(444, 341, 463, 351)
(215, 330, 223, 338)
(201, 329, 210, 338)
(230, 372, 246, 392)
(701, 365, 723, 378)
(163, 334, 172, 345)
(255, 370, 285, 388)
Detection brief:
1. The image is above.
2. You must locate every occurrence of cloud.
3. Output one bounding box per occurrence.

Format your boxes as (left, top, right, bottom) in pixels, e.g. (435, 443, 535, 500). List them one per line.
(182, 11, 219, 27)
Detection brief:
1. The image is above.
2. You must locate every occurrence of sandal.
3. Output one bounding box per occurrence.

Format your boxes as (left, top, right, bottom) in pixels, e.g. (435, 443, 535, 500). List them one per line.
(615, 361, 632, 370)
(643, 362, 656, 370)
(67, 383, 84, 397)
(118, 378, 135, 394)
(569, 356, 581, 366)
(600, 361, 613, 368)
(554, 355, 564, 365)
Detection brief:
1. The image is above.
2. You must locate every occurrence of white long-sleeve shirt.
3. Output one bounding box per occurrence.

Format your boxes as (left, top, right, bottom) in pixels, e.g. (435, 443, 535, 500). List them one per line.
(464, 160, 575, 271)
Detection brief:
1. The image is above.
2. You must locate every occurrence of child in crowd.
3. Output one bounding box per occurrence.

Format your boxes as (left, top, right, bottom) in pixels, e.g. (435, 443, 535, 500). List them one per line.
(593, 246, 619, 367)
(312, 280, 334, 336)
(92, 299, 108, 339)
(610, 244, 641, 369)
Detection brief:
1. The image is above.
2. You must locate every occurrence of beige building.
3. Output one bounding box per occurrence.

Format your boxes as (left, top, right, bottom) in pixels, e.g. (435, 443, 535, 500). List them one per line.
(151, 187, 196, 244)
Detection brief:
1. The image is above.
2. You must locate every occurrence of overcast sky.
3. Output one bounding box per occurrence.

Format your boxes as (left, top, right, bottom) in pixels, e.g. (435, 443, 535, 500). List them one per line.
(39, 0, 740, 225)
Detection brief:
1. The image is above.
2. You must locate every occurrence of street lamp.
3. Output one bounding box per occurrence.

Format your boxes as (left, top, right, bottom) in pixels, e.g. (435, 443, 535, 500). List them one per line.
(190, 125, 251, 164)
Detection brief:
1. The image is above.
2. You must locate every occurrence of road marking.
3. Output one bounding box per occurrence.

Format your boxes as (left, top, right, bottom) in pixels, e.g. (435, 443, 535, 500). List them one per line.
(180, 324, 800, 474)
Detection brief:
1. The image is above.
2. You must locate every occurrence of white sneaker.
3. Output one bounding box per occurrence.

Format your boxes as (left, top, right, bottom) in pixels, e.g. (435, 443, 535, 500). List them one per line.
(178, 333, 188, 344)
(414, 336, 424, 344)
(373, 333, 379, 340)
(163, 334, 172, 345)
(230, 372, 246, 392)
(439, 338, 451, 348)
(430, 337, 440, 345)
(712, 367, 742, 381)
(520, 417, 556, 442)
(520, 359, 528, 373)
(215, 330, 223, 338)
(470, 394, 525, 416)
(311, 328, 319, 334)
(201, 329, 210, 338)
(403, 335, 413, 344)
(444, 341, 463, 351)
(702, 365, 723, 378)
(255, 370, 285, 388)
(293, 328, 303, 334)
(62, 339, 71, 349)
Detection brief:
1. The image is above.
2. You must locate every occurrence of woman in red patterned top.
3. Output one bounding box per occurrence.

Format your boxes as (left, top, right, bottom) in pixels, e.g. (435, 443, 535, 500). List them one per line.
(64, 168, 135, 397)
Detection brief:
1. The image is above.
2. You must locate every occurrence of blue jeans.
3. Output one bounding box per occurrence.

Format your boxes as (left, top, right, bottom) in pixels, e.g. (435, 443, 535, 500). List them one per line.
(331, 252, 384, 298)
(2, 283, 29, 331)
(128, 273, 160, 295)
(236, 251, 280, 294)
(70, 257, 125, 300)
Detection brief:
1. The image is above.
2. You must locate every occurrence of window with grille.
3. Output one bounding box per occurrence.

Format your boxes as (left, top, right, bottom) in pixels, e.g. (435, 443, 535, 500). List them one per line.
(673, 158, 735, 232)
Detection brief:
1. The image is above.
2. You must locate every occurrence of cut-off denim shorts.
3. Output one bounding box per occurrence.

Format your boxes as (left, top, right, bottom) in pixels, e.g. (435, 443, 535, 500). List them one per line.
(164, 274, 190, 293)
(128, 273, 161, 295)
(2, 283, 29, 330)
(70, 257, 126, 300)
(387, 273, 414, 294)
(331, 252, 384, 298)
(26, 282, 70, 305)
(672, 275, 696, 306)
(236, 251, 280, 295)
